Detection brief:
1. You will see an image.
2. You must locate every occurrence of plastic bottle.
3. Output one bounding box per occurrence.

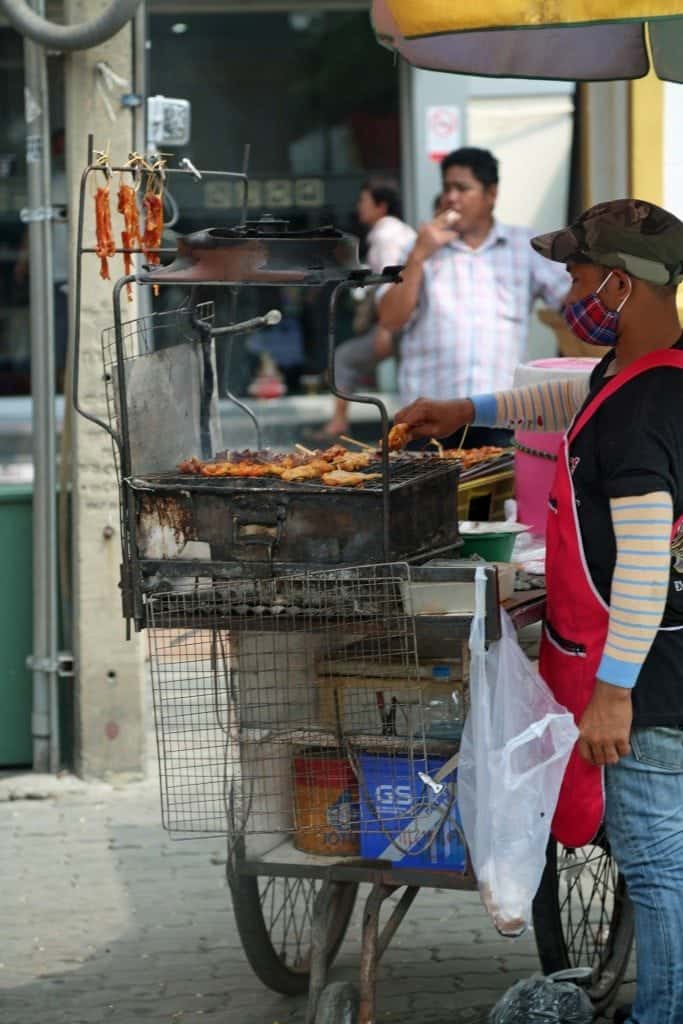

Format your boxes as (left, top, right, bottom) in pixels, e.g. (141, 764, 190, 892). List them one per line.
(425, 664, 464, 743)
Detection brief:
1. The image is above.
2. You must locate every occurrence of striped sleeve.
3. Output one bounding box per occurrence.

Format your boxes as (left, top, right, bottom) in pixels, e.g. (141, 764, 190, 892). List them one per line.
(598, 492, 673, 688)
(471, 378, 589, 431)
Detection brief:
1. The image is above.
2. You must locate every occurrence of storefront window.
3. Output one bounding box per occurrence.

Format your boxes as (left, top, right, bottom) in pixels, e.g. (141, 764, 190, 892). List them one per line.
(148, 8, 400, 397)
(0, 29, 64, 396)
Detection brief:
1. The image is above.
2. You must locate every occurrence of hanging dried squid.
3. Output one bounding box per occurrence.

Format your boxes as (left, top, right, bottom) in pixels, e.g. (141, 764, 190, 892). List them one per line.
(94, 185, 116, 280)
(117, 182, 141, 300)
(142, 163, 165, 295)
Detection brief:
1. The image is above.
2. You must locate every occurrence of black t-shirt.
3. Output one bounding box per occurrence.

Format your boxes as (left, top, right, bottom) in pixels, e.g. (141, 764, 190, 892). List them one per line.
(570, 337, 683, 727)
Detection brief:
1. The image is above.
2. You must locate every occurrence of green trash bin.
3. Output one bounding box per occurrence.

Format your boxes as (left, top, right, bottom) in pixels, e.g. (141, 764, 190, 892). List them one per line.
(0, 483, 33, 766)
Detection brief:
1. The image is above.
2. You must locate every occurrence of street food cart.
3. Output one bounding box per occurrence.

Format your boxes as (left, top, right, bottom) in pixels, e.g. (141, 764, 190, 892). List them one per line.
(73, 146, 633, 1024)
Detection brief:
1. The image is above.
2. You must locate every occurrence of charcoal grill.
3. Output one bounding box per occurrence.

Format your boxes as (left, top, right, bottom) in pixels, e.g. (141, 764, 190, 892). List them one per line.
(73, 152, 462, 631)
(130, 452, 459, 591)
(101, 285, 461, 631)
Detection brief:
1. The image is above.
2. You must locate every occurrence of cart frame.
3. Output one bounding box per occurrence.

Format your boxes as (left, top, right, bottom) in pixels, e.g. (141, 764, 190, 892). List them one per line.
(222, 594, 633, 1023)
(72, 145, 634, 1024)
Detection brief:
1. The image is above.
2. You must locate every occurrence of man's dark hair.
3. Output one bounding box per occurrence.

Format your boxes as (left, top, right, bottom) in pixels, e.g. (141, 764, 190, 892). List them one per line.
(361, 177, 402, 219)
(441, 147, 499, 189)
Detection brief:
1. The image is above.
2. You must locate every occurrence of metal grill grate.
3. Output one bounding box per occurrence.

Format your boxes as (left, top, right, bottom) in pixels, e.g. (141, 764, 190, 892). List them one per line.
(146, 566, 467, 864)
(134, 451, 459, 494)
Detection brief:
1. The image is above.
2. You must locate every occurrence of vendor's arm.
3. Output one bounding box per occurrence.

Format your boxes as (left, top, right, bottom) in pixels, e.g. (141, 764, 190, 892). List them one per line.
(377, 212, 459, 332)
(394, 377, 589, 440)
(471, 378, 589, 433)
(578, 491, 673, 766)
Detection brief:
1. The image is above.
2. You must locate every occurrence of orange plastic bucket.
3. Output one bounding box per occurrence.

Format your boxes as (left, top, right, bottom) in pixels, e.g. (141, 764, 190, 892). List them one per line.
(293, 750, 360, 856)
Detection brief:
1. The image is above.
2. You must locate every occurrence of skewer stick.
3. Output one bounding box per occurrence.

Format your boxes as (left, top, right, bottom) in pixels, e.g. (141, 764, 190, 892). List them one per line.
(295, 443, 316, 456)
(459, 422, 470, 450)
(429, 437, 444, 458)
(339, 434, 375, 451)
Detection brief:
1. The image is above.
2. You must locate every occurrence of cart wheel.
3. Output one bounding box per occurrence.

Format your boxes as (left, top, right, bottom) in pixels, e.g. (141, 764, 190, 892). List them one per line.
(532, 831, 634, 1012)
(314, 981, 360, 1024)
(229, 874, 358, 996)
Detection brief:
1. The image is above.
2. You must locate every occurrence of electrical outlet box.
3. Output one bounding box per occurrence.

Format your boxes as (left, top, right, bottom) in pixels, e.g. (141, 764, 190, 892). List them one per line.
(147, 95, 191, 148)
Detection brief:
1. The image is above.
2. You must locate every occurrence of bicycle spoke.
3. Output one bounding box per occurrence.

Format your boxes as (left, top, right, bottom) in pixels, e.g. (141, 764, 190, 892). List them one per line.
(556, 843, 616, 969)
(258, 877, 321, 973)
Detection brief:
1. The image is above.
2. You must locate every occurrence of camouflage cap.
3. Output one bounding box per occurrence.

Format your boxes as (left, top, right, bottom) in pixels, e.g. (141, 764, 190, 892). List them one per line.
(531, 199, 683, 286)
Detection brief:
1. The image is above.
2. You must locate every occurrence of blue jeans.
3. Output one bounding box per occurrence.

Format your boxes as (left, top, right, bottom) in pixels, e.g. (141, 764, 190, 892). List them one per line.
(604, 727, 683, 1024)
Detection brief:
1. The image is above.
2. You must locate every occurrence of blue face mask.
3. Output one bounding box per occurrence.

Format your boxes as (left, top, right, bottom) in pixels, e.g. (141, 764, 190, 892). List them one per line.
(563, 271, 632, 348)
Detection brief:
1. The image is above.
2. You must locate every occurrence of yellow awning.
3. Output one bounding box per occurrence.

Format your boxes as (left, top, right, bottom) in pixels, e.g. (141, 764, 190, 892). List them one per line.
(372, 0, 683, 81)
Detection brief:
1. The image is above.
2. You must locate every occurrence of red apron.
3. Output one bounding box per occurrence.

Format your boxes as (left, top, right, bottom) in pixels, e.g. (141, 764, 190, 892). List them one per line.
(540, 348, 683, 848)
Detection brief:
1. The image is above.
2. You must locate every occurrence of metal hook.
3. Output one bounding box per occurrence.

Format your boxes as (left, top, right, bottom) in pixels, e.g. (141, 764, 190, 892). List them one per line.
(93, 149, 112, 180)
(180, 156, 202, 182)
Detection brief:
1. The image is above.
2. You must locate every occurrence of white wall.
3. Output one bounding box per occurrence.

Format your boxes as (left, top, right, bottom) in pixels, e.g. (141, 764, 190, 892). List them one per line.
(467, 94, 574, 233)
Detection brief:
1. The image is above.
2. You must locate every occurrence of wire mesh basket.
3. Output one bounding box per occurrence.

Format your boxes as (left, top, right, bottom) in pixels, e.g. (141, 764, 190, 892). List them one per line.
(147, 564, 468, 865)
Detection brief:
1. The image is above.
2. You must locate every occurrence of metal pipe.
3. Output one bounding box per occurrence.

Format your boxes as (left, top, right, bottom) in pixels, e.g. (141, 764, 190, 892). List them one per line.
(112, 276, 135, 480)
(376, 884, 419, 960)
(222, 287, 262, 450)
(0, 0, 143, 51)
(359, 882, 390, 1024)
(210, 309, 281, 337)
(190, 303, 216, 461)
(304, 879, 337, 1024)
(327, 279, 392, 559)
(23, 0, 59, 772)
(132, 2, 147, 158)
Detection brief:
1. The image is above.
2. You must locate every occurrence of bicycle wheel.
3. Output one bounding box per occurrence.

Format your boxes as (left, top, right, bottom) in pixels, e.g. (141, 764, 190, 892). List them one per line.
(229, 872, 358, 996)
(532, 831, 634, 1012)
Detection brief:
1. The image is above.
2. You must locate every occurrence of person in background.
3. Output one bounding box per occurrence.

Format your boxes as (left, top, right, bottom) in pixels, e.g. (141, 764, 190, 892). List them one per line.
(378, 147, 569, 448)
(318, 178, 415, 439)
(395, 199, 683, 1024)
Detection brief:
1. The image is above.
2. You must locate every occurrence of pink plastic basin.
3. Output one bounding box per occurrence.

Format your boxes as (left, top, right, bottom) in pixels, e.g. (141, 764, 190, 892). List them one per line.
(515, 431, 563, 537)
(513, 358, 598, 538)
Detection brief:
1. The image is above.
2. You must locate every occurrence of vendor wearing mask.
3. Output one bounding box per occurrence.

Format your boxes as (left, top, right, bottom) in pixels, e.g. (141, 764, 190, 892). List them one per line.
(393, 199, 683, 1024)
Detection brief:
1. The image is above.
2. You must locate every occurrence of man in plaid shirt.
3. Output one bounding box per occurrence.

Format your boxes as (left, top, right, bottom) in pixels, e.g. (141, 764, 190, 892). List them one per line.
(378, 147, 569, 447)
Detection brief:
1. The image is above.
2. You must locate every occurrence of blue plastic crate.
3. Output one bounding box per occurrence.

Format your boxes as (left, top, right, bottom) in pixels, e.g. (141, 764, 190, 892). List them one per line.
(358, 752, 466, 871)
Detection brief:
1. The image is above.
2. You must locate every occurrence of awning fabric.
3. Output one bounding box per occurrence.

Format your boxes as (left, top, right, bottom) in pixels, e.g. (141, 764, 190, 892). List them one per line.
(372, 0, 683, 82)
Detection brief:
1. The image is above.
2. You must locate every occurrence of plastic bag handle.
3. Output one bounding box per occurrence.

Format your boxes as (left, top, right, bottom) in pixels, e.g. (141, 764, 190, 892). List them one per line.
(501, 712, 577, 791)
(468, 567, 488, 659)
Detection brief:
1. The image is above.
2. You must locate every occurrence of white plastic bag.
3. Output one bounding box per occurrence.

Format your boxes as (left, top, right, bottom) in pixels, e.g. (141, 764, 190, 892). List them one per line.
(459, 568, 578, 937)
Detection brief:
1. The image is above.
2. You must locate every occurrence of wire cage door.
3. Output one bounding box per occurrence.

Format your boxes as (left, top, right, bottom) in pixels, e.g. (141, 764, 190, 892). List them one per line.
(146, 564, 467, 868)
(101, 300, 218, 484)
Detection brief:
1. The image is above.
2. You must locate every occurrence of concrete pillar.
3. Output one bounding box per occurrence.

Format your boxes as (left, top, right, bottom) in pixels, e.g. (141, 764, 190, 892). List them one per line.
(64, 0, 145, 780)
(663, 82, 683, 221)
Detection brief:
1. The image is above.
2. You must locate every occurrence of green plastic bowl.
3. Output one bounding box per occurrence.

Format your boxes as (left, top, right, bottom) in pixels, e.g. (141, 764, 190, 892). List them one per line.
(460, 532, 516, 561)
(458, 522, 528, 562)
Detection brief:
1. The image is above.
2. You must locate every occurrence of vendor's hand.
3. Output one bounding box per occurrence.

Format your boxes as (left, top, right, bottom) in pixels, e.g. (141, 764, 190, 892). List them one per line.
(578, 680, 632, 766)
(413, 210, 460, 261)
(393, 396, 474, 442)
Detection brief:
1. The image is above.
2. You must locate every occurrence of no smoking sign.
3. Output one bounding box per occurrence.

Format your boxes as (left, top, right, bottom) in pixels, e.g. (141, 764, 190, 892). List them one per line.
(426, 106, 461, 163)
